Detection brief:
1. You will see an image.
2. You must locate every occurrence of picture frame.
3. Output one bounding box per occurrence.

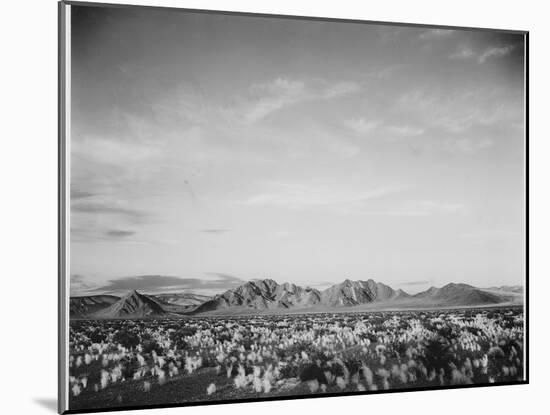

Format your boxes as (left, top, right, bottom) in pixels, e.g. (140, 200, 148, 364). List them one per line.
(58, 2, 528, 413)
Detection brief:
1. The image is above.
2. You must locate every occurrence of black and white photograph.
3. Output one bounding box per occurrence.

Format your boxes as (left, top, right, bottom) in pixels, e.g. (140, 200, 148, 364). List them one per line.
(59, 1, 527, 413)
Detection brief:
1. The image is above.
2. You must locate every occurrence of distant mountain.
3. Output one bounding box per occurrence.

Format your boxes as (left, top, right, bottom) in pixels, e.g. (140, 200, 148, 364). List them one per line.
(321, 279, 408, 306)
(485, 285, 523, 294)
(154, 293, 211, 307)
(412, 283, 503, 306)
(194, 279, 513, 314)
(69, 278, 521, 319)
(93, 290, 170, 318)
(275, 282, 322, 308)
(194, 279, 322, 312)
(70, 295, 120, 318)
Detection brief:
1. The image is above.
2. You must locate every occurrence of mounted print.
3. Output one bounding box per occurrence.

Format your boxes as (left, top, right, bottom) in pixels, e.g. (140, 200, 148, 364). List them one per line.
(58, 1, 528, 413)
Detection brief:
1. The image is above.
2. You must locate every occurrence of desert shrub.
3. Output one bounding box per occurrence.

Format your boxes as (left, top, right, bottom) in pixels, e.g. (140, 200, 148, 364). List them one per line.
(343, 358, 362, 377)
(89, 329, 107, 344)
(436, 325, 458, 341)
(141, 338, 163, 354)
(121, 357, 139, 378)
(113, 330, 140, 349)
(215, 331, 232, 343)
(421, 338, 455, 374)
(280, 363, 300, 378)
(462, 326, 481, 336)
(299, 363, 325, 383)
(169, 327, 197, 350)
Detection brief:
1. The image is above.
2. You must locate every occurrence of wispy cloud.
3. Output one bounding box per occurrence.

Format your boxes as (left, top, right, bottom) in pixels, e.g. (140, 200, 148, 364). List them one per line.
(239, 77, 361, 123)
(71, 188, 95, 200)
(448, 43, 516, 64)
(478, 44, 516, 63)
(395, 87, 521, 153)
(344, 118, 380, 135)
(72, 136, 160, 165)
(419, 28, 455, 40)
(323, 81, 362, 98)
(92, 273, 243, 295)
(387, 125, 425, 137)
(388, 200, 469, 217)
(70, 274, 98, 295)
(71, 198, 151, 244)
(199, 229, 231, 234)
(72, 202, 149, 224)
(449, 45, 475, 60)
(242, 78, 307, 123)
(105, 230, 136, 238)
(239, 181, 401, 213)
(345, 119, 425, 140)
(452, 137, 493, 153)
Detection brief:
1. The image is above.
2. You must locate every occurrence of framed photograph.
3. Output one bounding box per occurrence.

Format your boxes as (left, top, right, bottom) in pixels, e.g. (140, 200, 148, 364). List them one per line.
(58, 1, 528, 413)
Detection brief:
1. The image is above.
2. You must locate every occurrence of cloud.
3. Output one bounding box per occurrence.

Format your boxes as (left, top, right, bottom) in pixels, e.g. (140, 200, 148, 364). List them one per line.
(199, 229, 230, 234)
(395, 88, 522, 153)
(72, 226, 182, 245)
(70, 134, 167, 212)
(205, 272, 242, 281)
(346, 118, 425, 141)
(72, 136, 160, 165)
(71, 188, 95, 200)
(452, 137, 493, 153)
(344, 118, 381, 135)
(70, 274, 98, 296)
(72, 202, 149, 224)
(239, 181, 401, 213)
(478, 44, 515, 63)
(387, 125, 425, 137)
(240, 77, 361, 123)
(419, 28, 455, 40)
(449, 46, 475, 60)
(92, 273, 244, 295)
(71, 200, 149, 243)
(388, 200, 469, 217)
(448, 44, 516, 64)
(323, 81, 362, 98)
(243, 78, 307, 123)
(105, 230, 136, 237)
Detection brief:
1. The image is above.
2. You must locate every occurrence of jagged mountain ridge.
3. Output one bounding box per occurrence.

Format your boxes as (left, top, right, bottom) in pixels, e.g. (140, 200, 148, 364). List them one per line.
(93, 290, 170, 318)
(69, 278, 521, 319)
(194, 278, 512, 313)
(194, 279, 322, 312)
(321, 278, 409, 306)
(70, 295, 120, 318)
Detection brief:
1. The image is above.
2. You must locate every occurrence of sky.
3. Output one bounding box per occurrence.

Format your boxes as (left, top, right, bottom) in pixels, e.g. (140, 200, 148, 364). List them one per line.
(69, 5, 526, 296)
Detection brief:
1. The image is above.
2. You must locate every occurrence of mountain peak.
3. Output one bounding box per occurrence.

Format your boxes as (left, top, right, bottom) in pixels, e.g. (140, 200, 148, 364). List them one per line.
(94, 289, 167, 318)
(195, 278, 322, 312)
(442, 282, 473, 289)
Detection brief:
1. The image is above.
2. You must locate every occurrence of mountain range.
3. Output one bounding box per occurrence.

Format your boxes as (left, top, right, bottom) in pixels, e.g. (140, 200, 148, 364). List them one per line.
(70, 278, 523, 319)
(70, 295, 119, 317)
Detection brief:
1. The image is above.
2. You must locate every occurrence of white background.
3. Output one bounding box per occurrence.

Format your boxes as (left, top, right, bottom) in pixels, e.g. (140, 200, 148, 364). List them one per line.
(0, 0, 544, 414)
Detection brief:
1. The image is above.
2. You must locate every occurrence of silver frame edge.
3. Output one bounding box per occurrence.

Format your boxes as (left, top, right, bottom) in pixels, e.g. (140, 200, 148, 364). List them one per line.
(58, 2, 71, 413)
